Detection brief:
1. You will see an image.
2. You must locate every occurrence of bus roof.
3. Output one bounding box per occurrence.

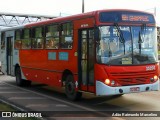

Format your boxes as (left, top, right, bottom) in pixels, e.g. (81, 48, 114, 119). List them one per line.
(25, 9, 154, 28)
(0, 9, 154, 31)
(25, 11, 96, 28)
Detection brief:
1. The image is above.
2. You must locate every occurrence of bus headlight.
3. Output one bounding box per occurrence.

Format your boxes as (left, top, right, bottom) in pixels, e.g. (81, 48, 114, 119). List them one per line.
(104, 79, 117, 86)
(154, 75, 158, 81)
(150, 75, 158, 82)
(105, 79, 110, 85)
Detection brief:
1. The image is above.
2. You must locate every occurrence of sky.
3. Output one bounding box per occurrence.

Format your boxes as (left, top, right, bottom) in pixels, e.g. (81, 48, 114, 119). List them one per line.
(0, 0, 160, 24)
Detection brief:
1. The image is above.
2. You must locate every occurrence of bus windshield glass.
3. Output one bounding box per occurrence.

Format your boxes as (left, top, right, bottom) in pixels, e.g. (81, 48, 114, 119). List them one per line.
(96, 26, 157, 65)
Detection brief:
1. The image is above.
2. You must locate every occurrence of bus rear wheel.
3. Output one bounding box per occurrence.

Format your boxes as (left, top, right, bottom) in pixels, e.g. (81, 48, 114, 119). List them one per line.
(15, 67, 31, 86)
(65, 75, 82, 101)
(16, 67, 24, 86)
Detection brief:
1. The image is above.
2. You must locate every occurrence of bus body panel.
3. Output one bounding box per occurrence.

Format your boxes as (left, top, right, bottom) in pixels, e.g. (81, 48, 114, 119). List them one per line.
(19, 49, 78, 87)
(95, 64, 159, 86)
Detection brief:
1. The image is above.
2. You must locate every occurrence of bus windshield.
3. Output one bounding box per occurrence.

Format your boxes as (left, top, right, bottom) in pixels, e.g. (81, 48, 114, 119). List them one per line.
(96, 25, 157, 65)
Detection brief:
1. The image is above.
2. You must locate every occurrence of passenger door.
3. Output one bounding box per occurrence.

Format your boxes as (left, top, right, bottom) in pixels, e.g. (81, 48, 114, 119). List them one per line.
(78, 28, 95, 92)
(6, 36, 14, 75)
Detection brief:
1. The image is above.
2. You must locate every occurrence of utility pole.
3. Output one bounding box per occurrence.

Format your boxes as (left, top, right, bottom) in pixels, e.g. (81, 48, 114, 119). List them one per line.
(154, 7, 156, 16)
(82, 0, 84, 13)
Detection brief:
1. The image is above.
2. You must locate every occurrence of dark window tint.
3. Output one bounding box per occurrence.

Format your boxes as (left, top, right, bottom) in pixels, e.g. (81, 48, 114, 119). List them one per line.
(61, 22, 73, 49)
(15, 30, 21, 49)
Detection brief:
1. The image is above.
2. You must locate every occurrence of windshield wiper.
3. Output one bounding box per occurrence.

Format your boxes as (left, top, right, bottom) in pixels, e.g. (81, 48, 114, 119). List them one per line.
(139, 23, 146, 43)
(114, 23, 125, 43)
(114, 23, 125, 54)
(138, 24, 146, 54)
(138, 32, 142, 54)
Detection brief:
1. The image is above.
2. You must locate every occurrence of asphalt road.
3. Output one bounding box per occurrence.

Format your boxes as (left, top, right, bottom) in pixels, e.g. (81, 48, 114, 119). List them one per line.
(0, 75, 160, 120)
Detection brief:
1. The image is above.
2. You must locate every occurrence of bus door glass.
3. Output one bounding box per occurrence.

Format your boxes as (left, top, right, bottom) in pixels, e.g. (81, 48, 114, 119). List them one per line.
(0, 32, 6, 71)
(6, 37, 13, 75)
(78, 29, 94, 91)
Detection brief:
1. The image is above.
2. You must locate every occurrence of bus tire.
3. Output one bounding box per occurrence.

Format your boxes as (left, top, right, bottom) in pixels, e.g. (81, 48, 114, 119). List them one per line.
(65, 75, 82, 101)
(24, 80, 32, 86)
(112, 94, 123, 98)
(15, 67, 24, 86)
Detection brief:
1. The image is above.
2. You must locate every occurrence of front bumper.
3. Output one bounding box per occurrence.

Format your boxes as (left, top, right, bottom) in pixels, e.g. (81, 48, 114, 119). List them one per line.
(96, 80, 159, 96)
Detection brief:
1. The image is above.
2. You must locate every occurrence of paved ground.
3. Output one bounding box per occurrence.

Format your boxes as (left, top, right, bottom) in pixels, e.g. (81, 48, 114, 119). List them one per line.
(0, 75, 116, 120)
(0, 75, 160, 120)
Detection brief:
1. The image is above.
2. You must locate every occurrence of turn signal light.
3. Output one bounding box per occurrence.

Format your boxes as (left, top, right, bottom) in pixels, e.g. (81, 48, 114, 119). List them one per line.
(111, 80, 115, 86)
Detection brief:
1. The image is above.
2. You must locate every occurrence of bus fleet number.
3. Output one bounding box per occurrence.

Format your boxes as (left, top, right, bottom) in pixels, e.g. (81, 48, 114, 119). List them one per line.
(146, 66, 155, 71)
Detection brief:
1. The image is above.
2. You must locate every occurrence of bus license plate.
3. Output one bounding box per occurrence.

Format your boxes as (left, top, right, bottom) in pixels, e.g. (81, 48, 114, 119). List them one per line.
(130, 87, 140, 92)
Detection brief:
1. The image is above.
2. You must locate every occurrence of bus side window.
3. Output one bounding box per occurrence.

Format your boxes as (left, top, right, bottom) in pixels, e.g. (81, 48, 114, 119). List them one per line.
(45, 25, 59, 49)
(32, 27, 44, 49)
(15, 30, 21, 49)
(60, 22, 73, 49)
(21, 29, 31, 49)
(1, 32, 5, 50)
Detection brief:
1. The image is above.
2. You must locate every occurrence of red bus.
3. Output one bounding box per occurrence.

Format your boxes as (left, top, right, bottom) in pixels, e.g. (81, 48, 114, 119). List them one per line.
(0, 9, 159, 100)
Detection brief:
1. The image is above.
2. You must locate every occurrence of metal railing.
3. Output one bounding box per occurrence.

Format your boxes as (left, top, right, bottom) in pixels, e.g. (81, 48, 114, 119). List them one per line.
(0, 12, 56, 28)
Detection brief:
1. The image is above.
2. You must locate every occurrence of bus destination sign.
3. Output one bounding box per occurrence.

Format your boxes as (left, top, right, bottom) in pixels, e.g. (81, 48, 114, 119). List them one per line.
(100, 11, 155, 23)
(122, 14, 149, 22)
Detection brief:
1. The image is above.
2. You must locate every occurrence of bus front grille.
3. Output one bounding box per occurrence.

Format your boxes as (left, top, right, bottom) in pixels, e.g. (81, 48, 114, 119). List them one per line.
(110, 71, 155, 86)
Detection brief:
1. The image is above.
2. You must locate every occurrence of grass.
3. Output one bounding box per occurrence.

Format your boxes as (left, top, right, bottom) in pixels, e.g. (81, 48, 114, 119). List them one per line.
(0, 102, 41, 120)
(0, 102, 16, 111)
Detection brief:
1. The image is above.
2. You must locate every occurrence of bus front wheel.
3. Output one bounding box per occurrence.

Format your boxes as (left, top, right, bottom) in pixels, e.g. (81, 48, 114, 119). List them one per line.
(65, 75, 82, 101)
